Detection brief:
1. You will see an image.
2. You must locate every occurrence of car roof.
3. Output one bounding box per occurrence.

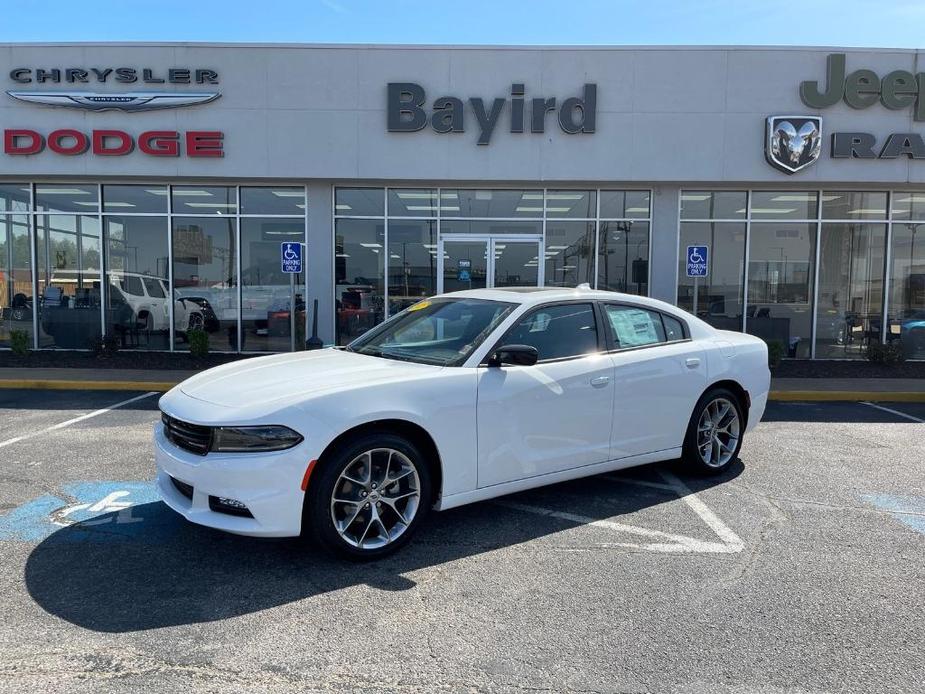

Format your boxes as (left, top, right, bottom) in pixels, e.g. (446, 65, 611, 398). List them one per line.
(439, 286, 678, 311)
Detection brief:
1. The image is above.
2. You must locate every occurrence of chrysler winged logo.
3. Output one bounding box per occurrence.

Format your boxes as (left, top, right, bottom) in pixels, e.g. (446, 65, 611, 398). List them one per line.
(5, 90, 220, 112)
(766, 116, 822, 174)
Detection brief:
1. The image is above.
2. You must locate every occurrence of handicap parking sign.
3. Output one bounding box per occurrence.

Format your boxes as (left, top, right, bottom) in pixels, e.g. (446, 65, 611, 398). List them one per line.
(686, 245, 709, 277)
(281, 242, 303, 274)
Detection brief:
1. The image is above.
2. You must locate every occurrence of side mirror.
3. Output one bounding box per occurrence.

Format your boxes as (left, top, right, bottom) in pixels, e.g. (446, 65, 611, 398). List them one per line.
(488, 344, 539, 367)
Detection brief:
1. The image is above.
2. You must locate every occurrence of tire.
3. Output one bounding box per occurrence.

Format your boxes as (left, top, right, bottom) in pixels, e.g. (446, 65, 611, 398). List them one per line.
(303, 432, 432, 560)
(681, 387, 745, 475)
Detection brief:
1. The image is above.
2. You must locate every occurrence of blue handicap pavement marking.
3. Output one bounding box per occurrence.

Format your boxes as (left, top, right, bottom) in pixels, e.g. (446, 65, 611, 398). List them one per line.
(0, 480, 178, 544)
(863, 494, 925, 535)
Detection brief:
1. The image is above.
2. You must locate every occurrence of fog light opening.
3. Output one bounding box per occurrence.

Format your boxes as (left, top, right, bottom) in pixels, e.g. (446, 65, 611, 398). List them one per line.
(208, 495, 254, 518)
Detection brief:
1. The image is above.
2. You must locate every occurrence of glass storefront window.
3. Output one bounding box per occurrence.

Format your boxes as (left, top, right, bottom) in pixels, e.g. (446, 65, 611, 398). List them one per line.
(103, 185, 168, 214)
(171, 186, 237, 216)
(441, 190, 543, 218)
(335, 188, 383, 216)
(814, 223, 886, 359)
(680, 191, 746, 220)
(888, 223, 925, 360)
(104, 216, 170, 350)
(241, 219, 305, 352)
(172, 217, 238, 351)
(388, 189, 438, 218)
(35, 185, 98, 213)
(677, 222, 746, 330)
(0, 185, 31, 213)
(544, 221, 595, 287)
(440, 220, 542, 235)
(750, 191, 818, 221)
(598, 221, 649, 294)
(388, 220, 436, 314)
(746, 222, 816, 358)
(0, 215, 33, 347)
(240, 187, 305, 215)
(35, 214, 102, 349)
(335, 218, 385, 345)
(822, 191, 888, 220)
(600, 190, 651, 219)
(891, 193, 925, 221)
(545, 190, 596, 219)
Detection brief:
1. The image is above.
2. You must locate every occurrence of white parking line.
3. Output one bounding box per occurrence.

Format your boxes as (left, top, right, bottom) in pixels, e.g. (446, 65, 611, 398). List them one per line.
(0, 391, 158, 450)
(860, 401, 925, 423)
(498, 468, 744, 554)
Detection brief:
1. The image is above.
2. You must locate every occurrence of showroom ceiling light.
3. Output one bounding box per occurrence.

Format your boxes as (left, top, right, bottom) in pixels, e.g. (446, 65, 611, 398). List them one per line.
(270, 190, 304, 198)
(172, 189, 214, 197)
(35, 187, 91, 195)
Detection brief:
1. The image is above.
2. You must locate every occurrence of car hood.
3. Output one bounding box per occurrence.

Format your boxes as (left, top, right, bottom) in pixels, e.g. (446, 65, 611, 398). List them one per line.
(177, 348, 441, 408)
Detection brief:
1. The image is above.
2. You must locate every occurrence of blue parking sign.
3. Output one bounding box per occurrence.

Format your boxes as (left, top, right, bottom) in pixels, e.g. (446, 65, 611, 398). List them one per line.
(281, 242, 303, 273)
(686, 245, 708, 277)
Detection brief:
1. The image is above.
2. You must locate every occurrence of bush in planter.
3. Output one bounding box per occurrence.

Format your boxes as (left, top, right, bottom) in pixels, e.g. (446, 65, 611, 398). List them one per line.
(10, 329, 29, 356)
(188, 328, 209, 358)
(765, 339, 785, 369)
(867, 341, 905, 365)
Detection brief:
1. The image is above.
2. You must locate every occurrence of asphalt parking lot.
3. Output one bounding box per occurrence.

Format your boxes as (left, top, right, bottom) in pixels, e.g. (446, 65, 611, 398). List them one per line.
(0, 390, 923, 693)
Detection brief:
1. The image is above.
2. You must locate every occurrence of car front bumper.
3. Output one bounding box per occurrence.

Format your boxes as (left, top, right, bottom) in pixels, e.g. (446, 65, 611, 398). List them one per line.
(154, 423, 311, 537)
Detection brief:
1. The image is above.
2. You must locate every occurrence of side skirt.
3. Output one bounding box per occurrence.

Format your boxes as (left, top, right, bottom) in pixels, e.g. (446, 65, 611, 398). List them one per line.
(434, 448, 683, 511)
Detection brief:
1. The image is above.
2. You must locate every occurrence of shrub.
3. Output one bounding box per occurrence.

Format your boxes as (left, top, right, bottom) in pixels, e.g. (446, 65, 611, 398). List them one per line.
(765, 340, 784, 369)
(867, 341, 905, 365)
(9, 329, 29, 356)
(188, 328, 209, 358)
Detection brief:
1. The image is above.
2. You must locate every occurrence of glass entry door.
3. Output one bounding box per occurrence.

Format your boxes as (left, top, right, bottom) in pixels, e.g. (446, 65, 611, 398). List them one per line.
(438, 236, 542, 293)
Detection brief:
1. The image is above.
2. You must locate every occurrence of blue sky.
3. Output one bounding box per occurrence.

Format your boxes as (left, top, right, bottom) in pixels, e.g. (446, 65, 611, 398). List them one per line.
(1, 0, 923, 48)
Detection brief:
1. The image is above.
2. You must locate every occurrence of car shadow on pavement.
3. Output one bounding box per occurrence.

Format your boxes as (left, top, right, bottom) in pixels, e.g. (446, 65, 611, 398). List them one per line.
(24, 460, 743, 633)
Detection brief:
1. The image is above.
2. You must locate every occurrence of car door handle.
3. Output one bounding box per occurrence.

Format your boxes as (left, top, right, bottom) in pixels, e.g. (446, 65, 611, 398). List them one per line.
(685, 358, 701, 369)
(590, 375, 611, 387)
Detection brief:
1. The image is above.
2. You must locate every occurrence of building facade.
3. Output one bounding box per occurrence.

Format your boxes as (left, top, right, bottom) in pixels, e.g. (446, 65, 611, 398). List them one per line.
(0, 43, 924, 359)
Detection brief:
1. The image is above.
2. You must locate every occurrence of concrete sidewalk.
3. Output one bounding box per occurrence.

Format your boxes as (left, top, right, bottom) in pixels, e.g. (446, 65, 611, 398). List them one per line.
(0, 366, 921, 401)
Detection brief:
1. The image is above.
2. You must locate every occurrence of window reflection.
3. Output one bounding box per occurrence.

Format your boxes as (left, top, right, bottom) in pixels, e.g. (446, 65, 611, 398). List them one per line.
(888, 223, 925, 360)
(597, 221, 649, 294)
(0, 215, 33, 347)
(35, 214, 102, 348)
(104, 216, 171, 350)
(677, 222, 746, 330)
(172, 217, 238, 351)
(241, 219, 305, 352)
(544, 221, 595, 287)
(746, 222, 815, 358)
(388, 220, 436, 314)
(335, 218, 385, 345)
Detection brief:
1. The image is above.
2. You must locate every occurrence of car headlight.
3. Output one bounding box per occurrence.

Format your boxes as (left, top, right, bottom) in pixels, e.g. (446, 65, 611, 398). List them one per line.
(211, 425, 303, 452)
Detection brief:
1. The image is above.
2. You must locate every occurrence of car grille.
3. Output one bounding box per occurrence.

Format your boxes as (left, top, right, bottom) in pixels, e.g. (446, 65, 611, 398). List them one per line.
(161, 413, 212, 455)
(170, 476, 194, 500)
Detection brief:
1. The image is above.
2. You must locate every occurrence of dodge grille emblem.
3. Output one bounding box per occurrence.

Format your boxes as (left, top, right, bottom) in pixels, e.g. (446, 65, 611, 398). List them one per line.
(6, 90, 220, 112)
(766, 115, 822, 174)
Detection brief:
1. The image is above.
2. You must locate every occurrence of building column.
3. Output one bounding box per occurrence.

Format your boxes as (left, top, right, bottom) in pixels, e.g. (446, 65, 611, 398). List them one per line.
(649, 185, 680, 304)
(306, 182, 334, 345)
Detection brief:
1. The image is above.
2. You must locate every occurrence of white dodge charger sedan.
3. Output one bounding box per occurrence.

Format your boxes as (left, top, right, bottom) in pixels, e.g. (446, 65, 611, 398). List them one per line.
(155, 286, 769, 559)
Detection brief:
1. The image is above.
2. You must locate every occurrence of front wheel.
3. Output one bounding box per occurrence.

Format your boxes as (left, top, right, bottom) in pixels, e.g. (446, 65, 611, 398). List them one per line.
(304, 432, 432, 560)
(681, 388, 744, 474)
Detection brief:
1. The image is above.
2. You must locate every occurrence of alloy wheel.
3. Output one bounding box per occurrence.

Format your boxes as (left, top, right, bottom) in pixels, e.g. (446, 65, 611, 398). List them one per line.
(330, 448, 421, 550)
(696, 397, 740, 468)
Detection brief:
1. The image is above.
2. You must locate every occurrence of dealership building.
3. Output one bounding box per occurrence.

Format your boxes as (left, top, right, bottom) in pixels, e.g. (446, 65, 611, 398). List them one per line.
(0, 42, 924, 359)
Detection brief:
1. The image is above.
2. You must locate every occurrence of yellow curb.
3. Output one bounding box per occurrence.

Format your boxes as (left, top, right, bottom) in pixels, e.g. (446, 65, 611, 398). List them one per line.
(0, 379, 177, 392)
(770, 390, 925, 402)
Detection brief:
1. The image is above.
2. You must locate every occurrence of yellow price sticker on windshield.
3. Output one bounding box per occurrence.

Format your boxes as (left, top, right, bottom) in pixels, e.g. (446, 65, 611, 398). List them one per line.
(408, 300, 431, 312)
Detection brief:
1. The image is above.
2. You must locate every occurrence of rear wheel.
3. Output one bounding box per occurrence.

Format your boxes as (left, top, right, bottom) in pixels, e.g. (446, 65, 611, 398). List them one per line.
(304, 432, 432, 560)
(681, 388, 744, 474)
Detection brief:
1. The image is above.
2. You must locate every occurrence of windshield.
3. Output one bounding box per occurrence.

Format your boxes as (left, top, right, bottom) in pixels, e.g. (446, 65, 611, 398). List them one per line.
(348, 298, 515, 366)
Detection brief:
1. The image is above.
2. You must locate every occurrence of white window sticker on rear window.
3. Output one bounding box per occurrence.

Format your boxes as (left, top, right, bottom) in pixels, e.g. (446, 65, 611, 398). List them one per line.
(605, 306, 666, 348)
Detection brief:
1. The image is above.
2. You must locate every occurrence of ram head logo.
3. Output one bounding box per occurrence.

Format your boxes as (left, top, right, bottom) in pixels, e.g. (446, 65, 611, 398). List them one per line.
(766, 116, 822, 174)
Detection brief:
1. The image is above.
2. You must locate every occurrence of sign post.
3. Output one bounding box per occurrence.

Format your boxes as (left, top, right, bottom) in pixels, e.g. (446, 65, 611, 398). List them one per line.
(685, 245, 709, 316)
(281, 243, 304, 351)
